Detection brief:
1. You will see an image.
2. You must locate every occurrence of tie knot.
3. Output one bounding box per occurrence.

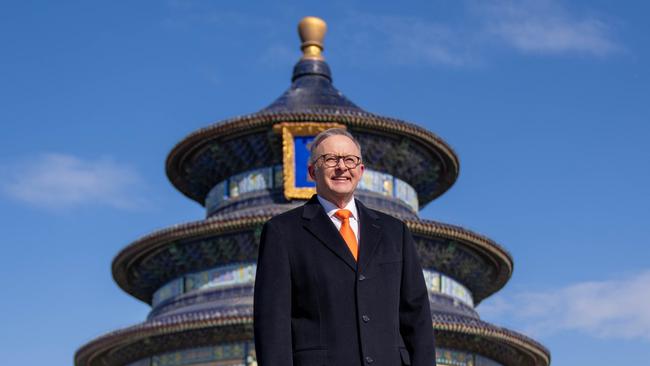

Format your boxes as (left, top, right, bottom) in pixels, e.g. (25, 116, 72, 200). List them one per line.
(335, 209, 352, 220)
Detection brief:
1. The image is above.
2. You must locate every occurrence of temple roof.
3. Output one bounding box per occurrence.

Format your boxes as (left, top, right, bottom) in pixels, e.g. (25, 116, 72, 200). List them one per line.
(261, 59, 364, 114)
(261, 15, 364, 115)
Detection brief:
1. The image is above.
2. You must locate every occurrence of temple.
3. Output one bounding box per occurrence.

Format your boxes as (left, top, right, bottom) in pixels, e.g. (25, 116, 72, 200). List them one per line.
(76, 16, 550, 366)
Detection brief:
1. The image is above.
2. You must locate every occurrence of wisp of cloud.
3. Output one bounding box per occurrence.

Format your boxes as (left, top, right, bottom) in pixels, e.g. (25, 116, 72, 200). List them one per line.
(473, 0, 619, 56)
(479, 270, 650, 342)
(1, 153, 147, 210)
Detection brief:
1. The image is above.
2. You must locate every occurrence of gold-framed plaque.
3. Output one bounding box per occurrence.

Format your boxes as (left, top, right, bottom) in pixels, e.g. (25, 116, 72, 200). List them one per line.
(272, 122, 346, 200)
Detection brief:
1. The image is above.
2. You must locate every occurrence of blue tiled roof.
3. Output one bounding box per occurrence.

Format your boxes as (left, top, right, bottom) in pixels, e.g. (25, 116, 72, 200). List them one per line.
(261, 59, 364, 114)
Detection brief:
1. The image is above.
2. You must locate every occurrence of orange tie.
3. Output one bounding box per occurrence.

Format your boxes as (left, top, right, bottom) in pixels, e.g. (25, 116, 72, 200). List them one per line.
(335, 209, 358, 261)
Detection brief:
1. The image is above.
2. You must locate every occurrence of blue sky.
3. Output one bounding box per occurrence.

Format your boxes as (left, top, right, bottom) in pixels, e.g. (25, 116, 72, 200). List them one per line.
(1, 1, 649, 365)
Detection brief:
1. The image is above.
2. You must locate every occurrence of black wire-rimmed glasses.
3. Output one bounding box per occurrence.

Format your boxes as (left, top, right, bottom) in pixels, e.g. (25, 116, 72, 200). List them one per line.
(315, 154, 362, 169)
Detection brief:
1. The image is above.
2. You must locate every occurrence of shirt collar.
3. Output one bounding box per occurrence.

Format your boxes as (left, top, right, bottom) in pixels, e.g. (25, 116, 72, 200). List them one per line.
(317, 195, 358, 220)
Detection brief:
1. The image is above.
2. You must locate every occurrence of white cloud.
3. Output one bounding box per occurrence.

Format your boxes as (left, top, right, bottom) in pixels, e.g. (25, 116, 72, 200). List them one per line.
(166, 6, 475, 68)
(473, 0, 619, 55)
(478, 270, 650, 341)
(163, 1, 620, 71)
(336, 14, 473, 67)
(1, 153, 148, 210)
(320, 3, 619, 68)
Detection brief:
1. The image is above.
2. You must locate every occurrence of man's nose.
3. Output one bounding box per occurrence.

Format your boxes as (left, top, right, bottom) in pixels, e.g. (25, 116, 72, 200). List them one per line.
(335, 158, 348, 169)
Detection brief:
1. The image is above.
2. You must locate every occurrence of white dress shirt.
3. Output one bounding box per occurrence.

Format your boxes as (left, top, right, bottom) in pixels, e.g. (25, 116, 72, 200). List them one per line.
(317, 195, 360, 245)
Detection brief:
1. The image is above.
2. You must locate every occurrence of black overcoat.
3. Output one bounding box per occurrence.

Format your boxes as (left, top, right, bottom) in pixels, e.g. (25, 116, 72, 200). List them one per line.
(253, 195, 435, 366)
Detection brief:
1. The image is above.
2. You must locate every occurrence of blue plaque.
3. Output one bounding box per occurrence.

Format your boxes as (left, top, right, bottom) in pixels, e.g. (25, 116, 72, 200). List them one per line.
(293, 136, 315, 188)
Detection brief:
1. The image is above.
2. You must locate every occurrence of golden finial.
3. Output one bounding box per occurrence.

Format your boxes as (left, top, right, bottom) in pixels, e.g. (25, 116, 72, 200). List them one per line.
(298, 16, 327, 60)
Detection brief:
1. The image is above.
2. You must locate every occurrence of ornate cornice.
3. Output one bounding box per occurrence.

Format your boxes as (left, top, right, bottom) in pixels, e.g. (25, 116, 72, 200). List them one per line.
(113, 214, 511, 305)
(75, 310, 549, 366)
(165, 111, 459, 207)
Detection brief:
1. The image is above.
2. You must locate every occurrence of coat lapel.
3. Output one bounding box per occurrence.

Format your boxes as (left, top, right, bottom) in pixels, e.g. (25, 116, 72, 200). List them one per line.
(356, 199, 382, 271)
(302, 195, 357, 271)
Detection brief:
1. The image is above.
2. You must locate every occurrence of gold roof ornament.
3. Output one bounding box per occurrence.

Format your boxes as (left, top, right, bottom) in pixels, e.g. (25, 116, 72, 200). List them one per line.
(298, 16, 327, 60)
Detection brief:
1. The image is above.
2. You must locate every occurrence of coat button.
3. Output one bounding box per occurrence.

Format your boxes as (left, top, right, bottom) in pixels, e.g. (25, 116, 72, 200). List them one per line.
(359, 274, 366, 281)
(365, 356, 374, 364)
(362, 315, 370, 322)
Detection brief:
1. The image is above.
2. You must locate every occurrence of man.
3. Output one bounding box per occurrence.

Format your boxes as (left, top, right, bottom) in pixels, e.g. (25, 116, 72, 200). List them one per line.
(254, 128, 434, 366)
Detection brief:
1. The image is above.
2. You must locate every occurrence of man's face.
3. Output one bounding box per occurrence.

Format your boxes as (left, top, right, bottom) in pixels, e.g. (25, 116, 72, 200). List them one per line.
(308, 134, 365, 205)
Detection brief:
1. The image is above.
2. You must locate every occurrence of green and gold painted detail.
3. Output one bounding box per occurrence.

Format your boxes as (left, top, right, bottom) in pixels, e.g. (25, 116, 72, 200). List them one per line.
(152, 263, 474, 308)
(166, 113, 459, 208)
(112, 215, 511, 305)
(75, 312, 548, 366)
(125, 343, 498, 366)
(205, 164, 419, 214)
(126, 342, 256, 366)
(75, 317, 253, 366)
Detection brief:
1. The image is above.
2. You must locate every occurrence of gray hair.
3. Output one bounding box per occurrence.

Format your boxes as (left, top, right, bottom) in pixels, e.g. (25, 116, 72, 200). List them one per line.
(308, 128, 362, 163)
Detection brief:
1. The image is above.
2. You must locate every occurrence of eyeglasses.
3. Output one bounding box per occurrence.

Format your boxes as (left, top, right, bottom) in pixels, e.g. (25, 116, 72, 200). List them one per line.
(316, 154, 362, 169)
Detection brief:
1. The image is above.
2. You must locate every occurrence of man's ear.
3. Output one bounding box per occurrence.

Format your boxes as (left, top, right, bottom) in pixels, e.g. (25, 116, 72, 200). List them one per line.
(308, 164, 316, 180)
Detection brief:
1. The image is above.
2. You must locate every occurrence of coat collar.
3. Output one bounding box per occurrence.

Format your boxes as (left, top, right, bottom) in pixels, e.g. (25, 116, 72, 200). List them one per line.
(356, 198, 382, 270)
(302, 195, 382, 272)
